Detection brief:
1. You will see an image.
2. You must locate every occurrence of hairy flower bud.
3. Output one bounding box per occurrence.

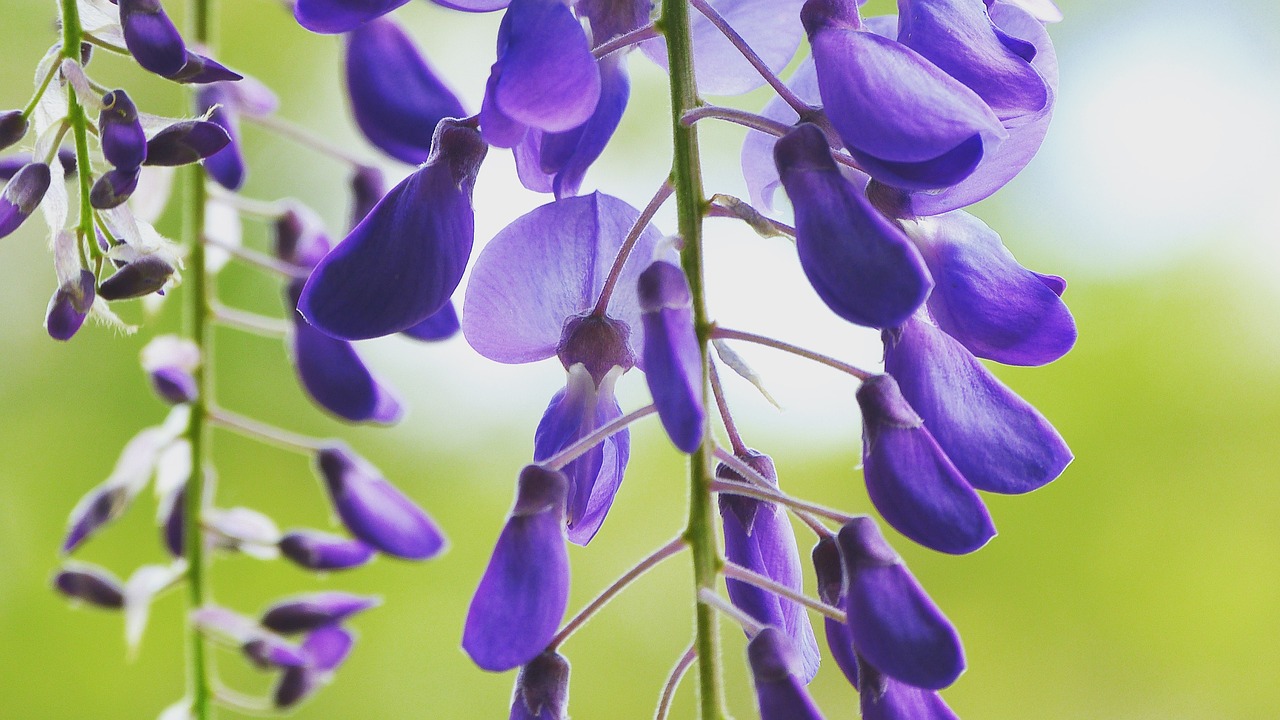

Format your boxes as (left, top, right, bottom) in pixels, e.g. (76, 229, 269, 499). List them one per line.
(0, 162, 51, 239)
(510, 651, 570, 720)
(144, 121, 232, 166)
(99, 90, 147, 170)
(90, 167, 141, 210)
(119, 0, 188, 77)
(141, 335, 201, 405)
(97, 255, 175, 300)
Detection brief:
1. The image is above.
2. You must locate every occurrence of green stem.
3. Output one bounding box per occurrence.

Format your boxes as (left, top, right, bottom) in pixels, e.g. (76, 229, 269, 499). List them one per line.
(660, 1, 726, 718)
(59, 0, 94, 261)
(185, 2, 215, 719)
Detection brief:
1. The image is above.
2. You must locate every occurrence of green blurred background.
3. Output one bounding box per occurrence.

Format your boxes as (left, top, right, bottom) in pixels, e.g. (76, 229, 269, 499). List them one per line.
(3, 0, 1279, 718)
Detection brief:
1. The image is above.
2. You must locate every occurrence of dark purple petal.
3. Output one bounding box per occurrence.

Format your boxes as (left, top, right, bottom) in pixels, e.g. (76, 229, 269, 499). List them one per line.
(857, 374, 995, 555)
(98, 255, 174, 300)
(273, 206, 332, 269)
(99, 90, 147, 170)
(718, 451, 820, 682)
(45, 269, 96, 341)
(150, 366, 199, 405)
(0, 162, 51, 239)
(316, 444, 446, 559)
(576, 0, 650, 43)
(638, 261, 704, 453)
(279, 530, 376, 571)
(463, 465, 570, 672)
(859, 660, 961, 720)
(53, 563, 125, 609)
(144, 121, 232, 166)
(884, 315, 1072, 494)
(400, 300, 460, 342)
(294, 0, 410, 34)
(804, 2, 1005, 190)
(165, 52, 244, 84)
(196, 86, 246, 191)
(908, 211, 1075, 366)
(775, 124, 931, 329)
(0, 151, 75, 181)
(287, 281, 403, 424)
(119, 0, 187, 77)
(273, 626, 355, 708)
(746, 627, 825, 720)
(161, 485, 186, 557)
(348, 166, 384, 230)
(480, 0, 601, 147)
(532, 366, 630, 545)
(298, 119, 486, 340)
(811, 536, 860, 689)
(838, 517, 964, 689)
(243, 636, 306, 669)
(0, 110, 27, 151)
(463, 192, 666, 364)
(431, 0, 509, 10)
(510, 651, 570, 720)
(345, 18, 467, 165)
(62, 484, 129, 554)
(90, 167, 141, 210)
(261, 592, 380, 635)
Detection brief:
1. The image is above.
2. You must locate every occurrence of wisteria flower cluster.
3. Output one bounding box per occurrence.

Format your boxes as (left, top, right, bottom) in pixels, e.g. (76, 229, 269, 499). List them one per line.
(5, 0, 1074, 717)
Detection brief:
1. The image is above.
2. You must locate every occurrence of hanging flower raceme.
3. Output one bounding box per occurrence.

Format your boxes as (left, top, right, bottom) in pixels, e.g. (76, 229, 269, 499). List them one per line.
(746, 627, 826, 720)
(463, 465, 571, 672)
(298, 118, 487, 340)
(463, 192, 670, 543)
(509, 650, 571, 720)
(638, 260, 705, 453)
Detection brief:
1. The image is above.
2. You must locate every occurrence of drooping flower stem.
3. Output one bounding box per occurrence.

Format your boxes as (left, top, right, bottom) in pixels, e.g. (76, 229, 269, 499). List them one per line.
(184, 1, 215, 718)
(58, 0, 95, 264)
(656, 644, 698, 720)
(687, 0, 810, 115)
(660, 1, 727, 717)
(713, 326, 874, 380)
(721, 562, 847, 623)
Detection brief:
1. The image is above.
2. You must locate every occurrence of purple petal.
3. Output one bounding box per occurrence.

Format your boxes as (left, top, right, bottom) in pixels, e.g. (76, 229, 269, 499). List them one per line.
(575, 0, 651, 43)
(299, 120, 486, 340)
(431, 0, 510, 10)
(463, 465, 570, 672)
(196, 86, 247, 191)
(345, 18, 467, 165)
(99, 90, 147, 170)
(741, 56, 822, 212)
(884, 315, 1072, 494)
(775, 124, 931, 329)
(990, 0, 1062, 23)
(62, 484, 129, 554)
(53, 563, 126, 609)
(463, 192, 665, 364)
(0, 110, 27, 151)
(98, 255, 174, 300)
(160, 485, 186, 557)
(294, 0, 409, 34)
(0, 162, 51, 239)
(638, 261, 704, 453)
(805, 5, 1005, 190)
(261, 592, 380, 635)
(348, 166, 385, 230)
(510, 651, 570, 720)
(45, 269, 96, 341)
(144, 121, 232, 166)
(279, 530, 376, 571)
(746, 628, 825, 720)
(273, 206, 333, 269)
(811, 536, 860, 688)
(90, 167, 141, 209)
(718, 452, 820, 682)
(243, 636, 306, 669)
(273, 626, 355, 708)
(642, 0, 807, 96)
(150, 366, 199, 405)
(838, 517, 964, 689)
(287, 281, 403, 424)
(481, 0, 601, 146)
(857, 374, 995, 555)
(907, 211, 1075, 366)
(400, 300, 460, 342)
(316, 444, 446, 559)
(166, 52, 244, 84)
(119, 0, 187, 77)
(860, 661, 961, 720)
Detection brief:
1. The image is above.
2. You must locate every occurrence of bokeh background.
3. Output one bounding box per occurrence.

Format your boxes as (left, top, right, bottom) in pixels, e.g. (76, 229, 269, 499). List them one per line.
(2, 0, 1278, 718)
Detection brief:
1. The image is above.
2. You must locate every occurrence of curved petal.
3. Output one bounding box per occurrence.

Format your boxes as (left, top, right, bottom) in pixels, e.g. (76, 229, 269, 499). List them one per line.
(859, 661, 960, 720)
(431, 0, 510, 10)
(316, 444, 446, 559)
(299, 120, 486, 340)
(294, 0, 409, 34)
(463, 466, 571, 672)
(906, 211, 1075, 366)
(775, 124, 931, 329)
(119, 0, 187, 77)
(463, 192, 664, 364)
(400, 300, 461, 342)
(510, 651, 570, 720)
(746, 628, 825, 720)
(345, 18, 467, 165)
(261, 592, 379, 635)
(0, 162, 51, 239)
(884, 315, 1072, 494)
(638, 261, 704, 453)
(531, 54, 630, 198)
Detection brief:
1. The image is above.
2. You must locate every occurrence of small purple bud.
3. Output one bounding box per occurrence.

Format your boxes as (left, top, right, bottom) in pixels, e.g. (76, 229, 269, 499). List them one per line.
(261, 592, 380, 635)
(746, 628, 825, 720)
(45, 269, 97, 341)
(243, 636, 306, 670)
(119, 0, 188, 78)
(464, 465, 570, 672)
(144, 121, 232, 166)
(53, 563, 126, 609)
(98, 255, 175, 300)
(99, 90, 147, 170)
(196, 85, 246, 191)
(556, 314, 635, 385)
(0, 162, 51, 239)
(0, 110, 28, 151)
(637, 261, 705, 453)
(273, 205, 332, 269)
(166, 52, 243, 84)
(316, 444, 446, 560)
(62, 484, 129, 554)
(90, 167, 141, 209)
(279, 530, 375, 571)
(811, 536, 860, 688)
(160, 485, 186, 557)
(510, 651, 570, 720)
(142, 336, 201, 405)
(347, 165, 384, 229)
(273, 626, 355, 709)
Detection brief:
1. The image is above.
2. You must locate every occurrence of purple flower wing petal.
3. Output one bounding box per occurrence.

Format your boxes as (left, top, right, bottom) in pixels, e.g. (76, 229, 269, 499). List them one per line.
(536, 54, 631, 199)
(119, 0, 187, 77)
(463, 192, 664, 364)
(345, 19, 467, 165)
(746, 628, 825, 720)
(490, 0, 601, 136)
(910, 211, 1075, 366)
(279, 530, 376, 571)
(0, 162, 51, 239)
(400, 300, 461, 342)
(884, 316, 1072, 494)
(861, 671, 961, 720)
(464, 467, 570, 672)
(298, 121, 486, 340)
(857, 375, 995, 555)
(431, 0, 510, 10)
(294, 0, 410, 34)
(317, 445, 446, 559)
(775, 124, 931, 329)
(638, 262, 705, 453)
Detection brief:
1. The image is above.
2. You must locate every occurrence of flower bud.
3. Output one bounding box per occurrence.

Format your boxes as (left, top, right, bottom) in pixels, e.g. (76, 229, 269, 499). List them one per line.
(99, 90, 147, 170)
(273, 626, 355, 709)
(278, 530, 375, 571)
(45, 269, 96, 341)
(166, 52, 242, 84)
(347, 165, 384, 229)
(260, 592, 380, 635)
(746, 627, 825, 720)
(510, 651, 570, 720)
(196, 85, 246, 190)
(141, 335, 201, 404)
(119, 0, 188, 78)
(53, 563, 126, 609)
(90, 167, 141, 209)
(0, 162, 51, 239)
(243, 636, 306, 670)
(144, 121, 232, 166)
(98, 255, 175, 300)
(0, 110, 28, 151)
(637, 260, 704, 453)
(272, 205, 331, 269)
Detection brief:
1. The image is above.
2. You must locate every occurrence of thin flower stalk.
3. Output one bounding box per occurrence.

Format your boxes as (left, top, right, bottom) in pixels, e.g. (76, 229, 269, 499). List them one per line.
(656, 644, 697, 720)
(688, 0, 810, 116)
(722, 561, 846, 624)
(207, 406, 327, 455)
(712, 326, 874, 380)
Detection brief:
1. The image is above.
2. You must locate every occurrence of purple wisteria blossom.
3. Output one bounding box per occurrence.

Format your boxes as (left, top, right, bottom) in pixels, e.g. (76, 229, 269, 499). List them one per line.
(0, 162, 51, 239)
(274, 625, 356, 708)
(53, 563, 126, 609)
(464, 465, 570, 672)
(509, 651, 571, 720)
(279, 530, 376, 571)
(119, 0, 187, 77)
(140, 335, 201, 405)
(99, 90, 147, 171)
(261, 592, 379, 634)
(144, 120, 232, 166)
(746, 627, 825, 720)
(0, 110, 26, 151)
(45, 269, 96, 341)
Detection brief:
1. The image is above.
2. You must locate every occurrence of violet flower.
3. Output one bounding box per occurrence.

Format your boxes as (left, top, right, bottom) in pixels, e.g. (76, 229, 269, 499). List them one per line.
(261, 592, 380, 634)
(90, 167, 141, 210)
(0, 162, 51, 239)
(509, 650, 571, 720)
(140, 335, 201, 405)
(53, 563, 126, 609)
(144, 120, 232, 166)
(746, 627, 826, 720)
(99, 89, 147, 170)
(274, 625, 355, 708)
(718, 451, 820, 682)
(195, 84, 248, 191)
(119, 0, 187, 77)
(0, 110, 26, 151)
(97, 255, 175, 300)
(859, 660, 961, 720)
(638, 260, 705, 453)
(45, 269, 96, 341)
(299, 119, 487, 340)
(279, 530, 376, 571)
(463, 465, 570, 672)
